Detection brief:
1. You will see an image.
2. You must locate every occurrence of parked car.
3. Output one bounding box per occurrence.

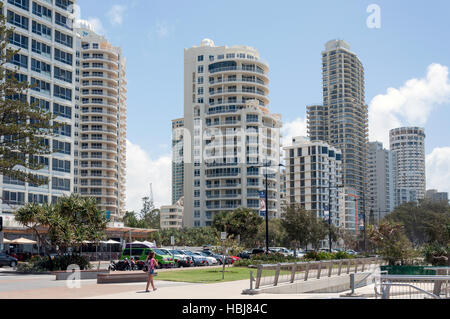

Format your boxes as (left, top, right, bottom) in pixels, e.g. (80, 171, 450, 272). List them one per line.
(165, 249, 194, 267)
(0, 252, 18, 268)
(269, 247, 294, 256)
(202, 250, 232, 264)
(237, 250, 251, 259)
(346, 250, 358, 256)
(159, 248, 192, 268)
(180, 250, 208, 266)
(249, 248, 267, 256)
(193, 252, 218, 266)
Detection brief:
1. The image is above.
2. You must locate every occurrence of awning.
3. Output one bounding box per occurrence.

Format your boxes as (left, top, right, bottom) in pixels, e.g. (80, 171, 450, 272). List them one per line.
(2, 238, 12, 244)
(11, 237, 37, 245)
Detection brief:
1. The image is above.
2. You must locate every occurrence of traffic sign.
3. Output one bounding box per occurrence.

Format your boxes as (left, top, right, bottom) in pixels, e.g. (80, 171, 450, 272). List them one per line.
(170, 236, 175, 245)
(221, 232, 227, 240)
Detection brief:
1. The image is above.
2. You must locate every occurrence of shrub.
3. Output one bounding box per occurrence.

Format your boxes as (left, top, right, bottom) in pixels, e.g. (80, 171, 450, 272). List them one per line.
(17, 254, 91, 272)
(422, 243, 449, 266)
(334, 251, 354, 260)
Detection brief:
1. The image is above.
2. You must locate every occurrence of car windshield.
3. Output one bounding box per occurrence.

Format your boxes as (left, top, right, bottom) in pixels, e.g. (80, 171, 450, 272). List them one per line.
(183, 251, 194, 256)
(160, 249, 171, 254)
(152, 249, 167, 255)
(172, 250, 184, 255)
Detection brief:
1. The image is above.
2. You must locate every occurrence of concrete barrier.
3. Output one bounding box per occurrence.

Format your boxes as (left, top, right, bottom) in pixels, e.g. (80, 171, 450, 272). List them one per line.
(97, 272, 148, 284)
(243, 272, 375, 295)
(53, 269, 109, 280)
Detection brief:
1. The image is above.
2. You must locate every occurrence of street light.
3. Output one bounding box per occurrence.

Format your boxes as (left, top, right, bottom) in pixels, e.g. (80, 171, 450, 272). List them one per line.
(250, 161, 284, 254)
(320, 183, 344, 252)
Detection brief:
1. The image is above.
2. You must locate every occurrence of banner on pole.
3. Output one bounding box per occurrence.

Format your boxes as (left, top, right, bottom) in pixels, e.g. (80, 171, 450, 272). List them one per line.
(259, 191, 266, 217)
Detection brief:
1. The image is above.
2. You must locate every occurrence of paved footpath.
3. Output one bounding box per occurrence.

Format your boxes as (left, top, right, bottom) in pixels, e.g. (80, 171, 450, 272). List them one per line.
(0, 268, 378, 299)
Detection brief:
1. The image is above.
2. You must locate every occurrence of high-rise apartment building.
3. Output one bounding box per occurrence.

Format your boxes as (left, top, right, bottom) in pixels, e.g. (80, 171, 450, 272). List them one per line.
(0, 2, 127, 220)
(390, 127, 426, 207)
(283, 136, 342, 227)
(172, 118, 184, 204)
(183, 39, 282, 227)
(425, 189, 448, 204)
(367, 142, 394, 220)
(307, 40, 368, 217)
(0, 0, 76, 214)
(74, 24, 127, 219)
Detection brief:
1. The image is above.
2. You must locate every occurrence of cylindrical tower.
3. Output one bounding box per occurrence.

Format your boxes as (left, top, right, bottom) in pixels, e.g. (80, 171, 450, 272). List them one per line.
(74, 26, 127, 219)
(389, 127, 426, 206)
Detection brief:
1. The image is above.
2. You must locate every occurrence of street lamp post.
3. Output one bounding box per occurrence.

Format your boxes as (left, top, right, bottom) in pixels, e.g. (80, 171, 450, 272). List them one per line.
(250, 161, 284, 254)
(323, 183, 344, 252)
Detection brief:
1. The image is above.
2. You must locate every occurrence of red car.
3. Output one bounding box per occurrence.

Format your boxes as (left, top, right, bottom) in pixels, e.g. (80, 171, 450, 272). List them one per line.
(229, 256, 240, 263)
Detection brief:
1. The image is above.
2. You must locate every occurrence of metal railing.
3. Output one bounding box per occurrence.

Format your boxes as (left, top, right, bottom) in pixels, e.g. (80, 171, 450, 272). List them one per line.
(253, 257, 386, 289)
(375, 275, 450, 299)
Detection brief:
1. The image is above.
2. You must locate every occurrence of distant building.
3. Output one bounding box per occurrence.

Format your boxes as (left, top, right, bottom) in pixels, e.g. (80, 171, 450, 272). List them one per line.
(283, 136, 342, 227)
(307, 39, 369, 219)
(367, 142, 394, 221)
(339, 187, 359, 235)
(160, 197, 184, 230)
(172, 118, 185, 204)
(425, 189, 449, 204)
(390, 127, 426, 207)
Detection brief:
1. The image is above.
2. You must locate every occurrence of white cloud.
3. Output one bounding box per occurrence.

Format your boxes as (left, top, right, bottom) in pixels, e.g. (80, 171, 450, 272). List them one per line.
(126, 140, 172, 213)
(369, 63, 450, 147)
(154, 21, 175, 38)
(426, 147, 450, 194)
(107, 4, 127, 26)
(281, 117, 308, 147)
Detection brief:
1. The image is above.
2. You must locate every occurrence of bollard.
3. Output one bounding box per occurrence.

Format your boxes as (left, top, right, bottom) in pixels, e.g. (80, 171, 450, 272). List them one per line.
(249, 271, 254, 290)
(350, 273, 355, 294)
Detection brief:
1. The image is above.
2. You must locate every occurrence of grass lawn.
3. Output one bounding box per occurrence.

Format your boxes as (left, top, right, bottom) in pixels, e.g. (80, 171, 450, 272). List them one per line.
(154, 267, 289, 284)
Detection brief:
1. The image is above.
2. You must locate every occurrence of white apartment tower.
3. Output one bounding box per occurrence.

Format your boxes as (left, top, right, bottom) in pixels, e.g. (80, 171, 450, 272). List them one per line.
(183, 39, 282, 227)
(73, 24, 127, 219)
(390, 127, 426, 207)
(283, 137, 342, 227)
(0, 0, 76, 214)
(367, 141, 394, 220)
(307, 40, 369, 217)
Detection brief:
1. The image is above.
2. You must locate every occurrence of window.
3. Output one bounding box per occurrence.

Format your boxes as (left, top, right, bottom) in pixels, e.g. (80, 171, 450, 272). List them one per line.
(9, 32, 28, 49)
(10, 53, 27, 68)
(52, 158, 71, 173)
(52, 177, 70, 191)
(55, 0, 74, 11)
(7, 10, 29, 30)
(31, 58, 51, 75)
(31, 77, 51, 94)
(55, 30, 73, 48)
(8, 0, 29, 11)
(53, 103, 72, 119)
(32, 20, 52, 39)
(53, 140, 71, 155)
(54, 66, 72, 83)
(53, 122, 71, 137)
(3, 174, 25, 186)
(32, 2, 52, 21)
(30, 96, 50, 110)
(55, 12, 72, 30)
(54, 85, 72, 101)
(32, 40, 51, 57)
(197, 55, 204, 62)
(28, 193, 48, 204)
(198, 65, 204, 73)
(2, 191, 25, 205)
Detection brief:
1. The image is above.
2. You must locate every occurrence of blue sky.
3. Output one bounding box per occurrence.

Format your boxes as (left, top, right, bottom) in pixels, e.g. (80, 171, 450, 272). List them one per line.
(76, 0, 450, 210)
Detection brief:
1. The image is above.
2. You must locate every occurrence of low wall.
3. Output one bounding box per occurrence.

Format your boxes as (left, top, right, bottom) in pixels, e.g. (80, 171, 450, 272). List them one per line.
(53, 269, 109, 280)
(97, 272, 148, 284)
(244, 272, 374, 295)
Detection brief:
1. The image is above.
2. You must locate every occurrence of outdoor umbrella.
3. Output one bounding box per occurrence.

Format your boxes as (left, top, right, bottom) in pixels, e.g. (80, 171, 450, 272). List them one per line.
(2, 238, 12, 244)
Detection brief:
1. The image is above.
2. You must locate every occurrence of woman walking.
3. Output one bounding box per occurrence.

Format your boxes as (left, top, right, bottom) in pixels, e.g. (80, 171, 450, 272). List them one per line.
(145, 251, 158, 292)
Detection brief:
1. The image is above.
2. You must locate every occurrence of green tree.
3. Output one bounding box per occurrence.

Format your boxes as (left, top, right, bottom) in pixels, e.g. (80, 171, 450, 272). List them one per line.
(368, 221, 415, 265)
(122, 211, 148, 229)
(143, 208, 160, 229)
(256, 218, 289, 248)
(309, 219, 329, 250)
(385, 200, 450, 246)
(212, 208, 263, 246)
(280, 204, 314, 250)
(15, 194, 107, 253)
(0, 4, 57, 185)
